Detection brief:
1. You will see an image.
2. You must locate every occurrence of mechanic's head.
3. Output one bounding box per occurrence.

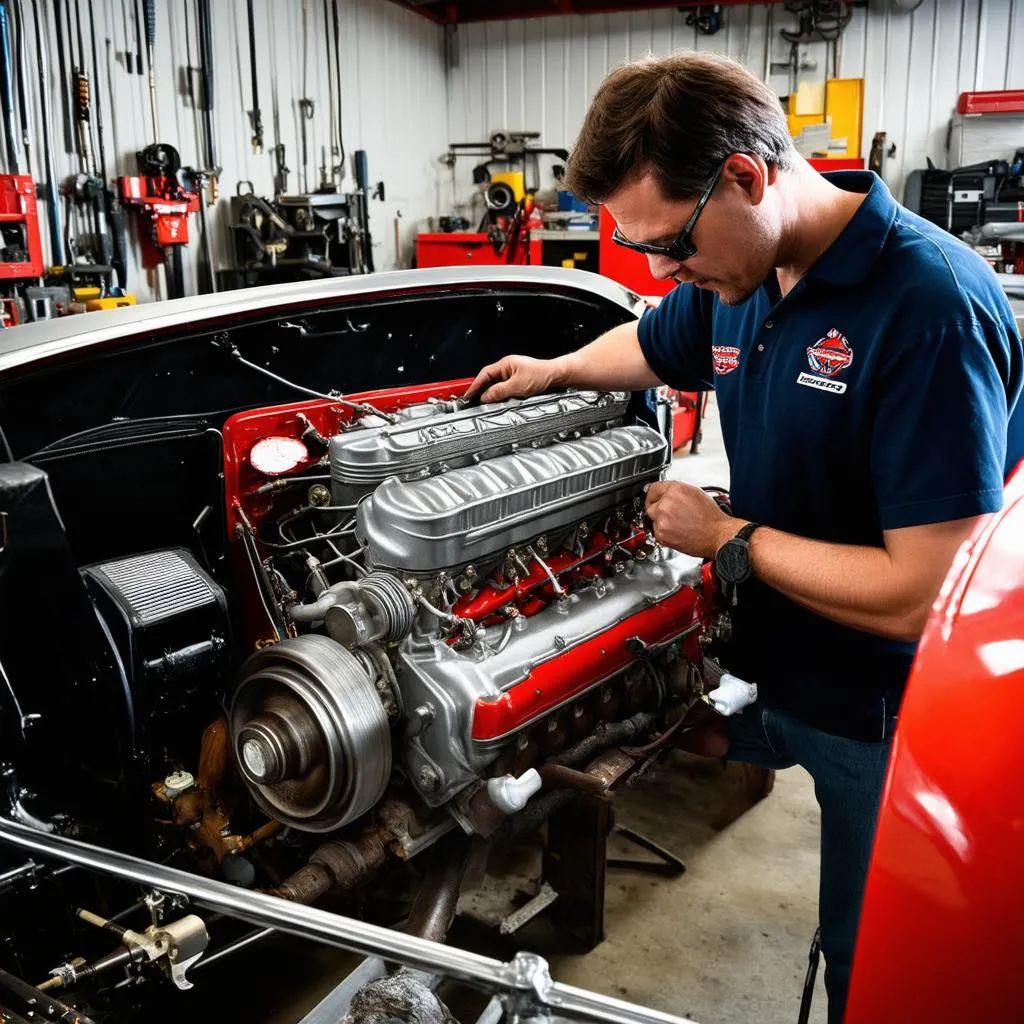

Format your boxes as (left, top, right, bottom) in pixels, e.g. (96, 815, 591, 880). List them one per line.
(564, 53, 795, 305)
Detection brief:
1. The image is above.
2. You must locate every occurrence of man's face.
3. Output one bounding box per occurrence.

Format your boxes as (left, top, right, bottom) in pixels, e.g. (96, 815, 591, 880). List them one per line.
(605, 164, 778, 306)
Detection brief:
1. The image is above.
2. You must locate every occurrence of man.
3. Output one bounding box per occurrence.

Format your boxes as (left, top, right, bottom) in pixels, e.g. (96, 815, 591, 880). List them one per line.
(467, 53, 1023, 1023)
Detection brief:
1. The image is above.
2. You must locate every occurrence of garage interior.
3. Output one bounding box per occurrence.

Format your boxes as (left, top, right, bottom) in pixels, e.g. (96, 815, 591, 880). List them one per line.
(0, 0, 1021, 311)
(0, 2, 1021, 1024)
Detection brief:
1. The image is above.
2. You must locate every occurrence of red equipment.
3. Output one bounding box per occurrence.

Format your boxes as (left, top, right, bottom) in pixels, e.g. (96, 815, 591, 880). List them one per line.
(956, 89, 1024, 115)
(120, 174, 199, 255)
(847, 462, 1024, 1022)
(0, 174, 44, 280)
(0, 296, 19, 326)
(416, 231, 542, 268)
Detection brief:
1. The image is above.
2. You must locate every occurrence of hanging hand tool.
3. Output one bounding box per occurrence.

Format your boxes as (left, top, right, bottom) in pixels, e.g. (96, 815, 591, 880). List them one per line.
(354, 150, 374, 274)
(143, 0, 157, 141)
(270, 58, 288, 196)
(71, 0, 93, 172)
(68, 0, 115, 294)
(89, 0, 126, 291)
(88, 1, 107, 180)
(132, 0, 142, 75)
(330, 0, 345, 181)
(183, 166, 215, 293)
(298, 98, 313, 194)
(318, 145, 329, 191)
(0, 0, 20, 174)
(104, 35, 131, 292)
(119, 0, 130, 71)
(245, 0, 262, 154)
(195, 0, 219, 202)
(52, 0, 74, 155)
(11, 0, 33, 177)
(104, 38, 119, 172)
(298, 0, 313, 193)
(273, 143, 289, 197)
(322, 0, 338, 187)
(30, 0, 62, 265)
(183, 0, 195, 106)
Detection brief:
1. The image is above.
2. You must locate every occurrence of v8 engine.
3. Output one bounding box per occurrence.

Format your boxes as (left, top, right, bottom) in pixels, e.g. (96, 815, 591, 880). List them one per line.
(203, 384, 748, 885)
(229, 391, 691, 829)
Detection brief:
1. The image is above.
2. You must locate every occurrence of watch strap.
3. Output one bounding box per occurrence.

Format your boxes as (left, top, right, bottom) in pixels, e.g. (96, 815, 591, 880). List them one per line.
(734, 522, 762, 545)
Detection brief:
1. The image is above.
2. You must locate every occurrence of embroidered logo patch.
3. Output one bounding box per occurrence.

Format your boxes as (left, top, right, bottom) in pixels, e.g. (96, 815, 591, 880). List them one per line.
(797, 371, 847, 395)
(711, 345, 741, 376)
(806, 328, 853, 377)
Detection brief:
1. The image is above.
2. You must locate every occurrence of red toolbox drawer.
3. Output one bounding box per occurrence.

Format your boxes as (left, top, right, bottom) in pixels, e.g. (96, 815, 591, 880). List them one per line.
(416, 232, 542, 268)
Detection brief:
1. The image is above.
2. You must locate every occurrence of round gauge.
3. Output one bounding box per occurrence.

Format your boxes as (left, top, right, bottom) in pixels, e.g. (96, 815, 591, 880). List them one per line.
(249, 435, 309, 476)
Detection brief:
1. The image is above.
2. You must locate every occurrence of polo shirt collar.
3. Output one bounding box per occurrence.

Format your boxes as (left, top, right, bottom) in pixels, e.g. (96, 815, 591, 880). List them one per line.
(805, 171, 898, 287)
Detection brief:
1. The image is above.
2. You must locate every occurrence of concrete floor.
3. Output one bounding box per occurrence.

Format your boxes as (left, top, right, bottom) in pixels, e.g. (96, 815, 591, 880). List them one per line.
(194, 397, 828, 1024)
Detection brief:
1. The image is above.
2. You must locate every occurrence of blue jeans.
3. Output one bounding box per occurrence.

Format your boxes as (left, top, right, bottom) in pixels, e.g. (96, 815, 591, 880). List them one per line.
(725, 701, 895, 1024)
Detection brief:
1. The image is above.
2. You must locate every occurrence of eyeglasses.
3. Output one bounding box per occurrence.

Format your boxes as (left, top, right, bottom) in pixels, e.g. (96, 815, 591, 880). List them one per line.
(611, 158, 728, 262)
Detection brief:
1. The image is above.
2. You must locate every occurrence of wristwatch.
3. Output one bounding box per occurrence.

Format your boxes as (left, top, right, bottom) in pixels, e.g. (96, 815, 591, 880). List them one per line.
(714, 523, 762, 585)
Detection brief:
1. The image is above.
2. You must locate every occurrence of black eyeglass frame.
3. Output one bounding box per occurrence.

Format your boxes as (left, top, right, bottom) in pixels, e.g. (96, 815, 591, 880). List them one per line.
(610, 157, 729, 261)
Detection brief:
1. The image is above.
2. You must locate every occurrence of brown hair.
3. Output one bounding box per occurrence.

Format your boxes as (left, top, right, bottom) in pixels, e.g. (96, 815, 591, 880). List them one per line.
(563, 52, 794, 204)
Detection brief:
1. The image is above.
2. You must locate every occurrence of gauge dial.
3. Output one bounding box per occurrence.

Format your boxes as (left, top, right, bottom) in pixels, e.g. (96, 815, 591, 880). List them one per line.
(249, 435, 309, 476)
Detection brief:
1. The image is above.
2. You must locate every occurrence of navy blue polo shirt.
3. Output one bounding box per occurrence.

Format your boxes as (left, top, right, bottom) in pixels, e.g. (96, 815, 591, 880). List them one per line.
(638, 171, 1024, 738)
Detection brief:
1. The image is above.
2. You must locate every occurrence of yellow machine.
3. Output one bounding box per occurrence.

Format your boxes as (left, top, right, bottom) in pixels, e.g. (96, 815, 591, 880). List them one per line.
(489, 171, 526, 202)
(84, 294, 137, 311)
(788, 77, 863, 159)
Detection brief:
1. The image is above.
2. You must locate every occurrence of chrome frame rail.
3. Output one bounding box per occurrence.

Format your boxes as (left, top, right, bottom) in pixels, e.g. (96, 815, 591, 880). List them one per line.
(0, 816, 697, 1024)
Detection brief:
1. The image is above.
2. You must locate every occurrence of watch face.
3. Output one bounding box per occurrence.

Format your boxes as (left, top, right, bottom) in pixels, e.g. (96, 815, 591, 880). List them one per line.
(716, 541, 749, 584)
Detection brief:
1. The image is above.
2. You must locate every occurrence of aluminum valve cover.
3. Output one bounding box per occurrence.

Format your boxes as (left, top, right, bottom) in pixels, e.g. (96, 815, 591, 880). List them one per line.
(357, 424, 667, 574)
(330, 391, 628, 503)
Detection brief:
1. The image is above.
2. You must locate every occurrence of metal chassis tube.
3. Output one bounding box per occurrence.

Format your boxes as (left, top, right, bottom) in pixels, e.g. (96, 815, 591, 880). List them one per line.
(0, 816, 697, 1024)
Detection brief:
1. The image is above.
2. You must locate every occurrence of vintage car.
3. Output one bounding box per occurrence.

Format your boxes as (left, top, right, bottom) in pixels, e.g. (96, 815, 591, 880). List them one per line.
(2, 265, 1018, 1024)
(0, 266, 741, 1024)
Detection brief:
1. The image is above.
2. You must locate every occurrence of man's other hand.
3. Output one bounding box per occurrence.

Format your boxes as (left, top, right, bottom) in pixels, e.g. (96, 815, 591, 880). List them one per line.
(465, 355, 563, 404)
(645, 480, 737, 560)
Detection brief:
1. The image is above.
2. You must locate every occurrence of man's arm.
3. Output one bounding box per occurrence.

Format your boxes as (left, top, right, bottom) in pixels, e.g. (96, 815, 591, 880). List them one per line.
(738, 517, 980, 642)
(644, 481, 982, 643)
(466, 321, 662, 403)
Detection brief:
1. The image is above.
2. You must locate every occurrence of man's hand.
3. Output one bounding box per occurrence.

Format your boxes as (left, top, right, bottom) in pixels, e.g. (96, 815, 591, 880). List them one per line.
(465, 355, 565, 404)
(644, 480, 737, 560)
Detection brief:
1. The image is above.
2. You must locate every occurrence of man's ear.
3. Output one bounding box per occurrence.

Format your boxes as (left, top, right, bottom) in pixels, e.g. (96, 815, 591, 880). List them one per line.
(724, 153, 770, 207)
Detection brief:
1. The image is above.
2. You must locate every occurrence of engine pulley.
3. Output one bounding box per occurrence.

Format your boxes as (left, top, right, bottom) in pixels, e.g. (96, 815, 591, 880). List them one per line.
(229, 635, 391, 832)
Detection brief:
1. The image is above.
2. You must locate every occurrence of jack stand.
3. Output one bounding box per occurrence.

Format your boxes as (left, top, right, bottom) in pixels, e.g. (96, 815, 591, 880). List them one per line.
(608, 824, 686, 877)
(543, 795, 609, 951)
(542, 796, 686, 952)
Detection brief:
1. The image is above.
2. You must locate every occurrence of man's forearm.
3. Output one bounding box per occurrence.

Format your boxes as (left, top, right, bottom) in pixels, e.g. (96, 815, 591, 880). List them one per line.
(737, 521, 976, 643)
(552, 322, 663, 391)
(744, 529, 923, 641)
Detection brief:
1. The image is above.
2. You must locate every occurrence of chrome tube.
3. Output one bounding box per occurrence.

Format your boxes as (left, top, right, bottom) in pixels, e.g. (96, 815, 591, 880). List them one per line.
(0, 859, 37, 895)
(0, 817, 697, 1024)
(193, 927, 275, 971)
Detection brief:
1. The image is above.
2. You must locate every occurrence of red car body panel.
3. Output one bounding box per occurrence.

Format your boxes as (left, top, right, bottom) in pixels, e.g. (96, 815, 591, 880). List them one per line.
(847, 464, 1024, 1022)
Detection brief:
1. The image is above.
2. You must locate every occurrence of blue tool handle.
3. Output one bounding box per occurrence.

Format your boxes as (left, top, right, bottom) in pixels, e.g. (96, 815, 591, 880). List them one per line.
(355, 150, 369, 190)
(143, 0, 155, 47)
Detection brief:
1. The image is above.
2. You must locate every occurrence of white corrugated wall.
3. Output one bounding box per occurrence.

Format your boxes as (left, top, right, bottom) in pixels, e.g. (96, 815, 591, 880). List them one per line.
(14, 0, 448, 302)
(445, 1, 1024, 206)
(11, 1, 1023, 303)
